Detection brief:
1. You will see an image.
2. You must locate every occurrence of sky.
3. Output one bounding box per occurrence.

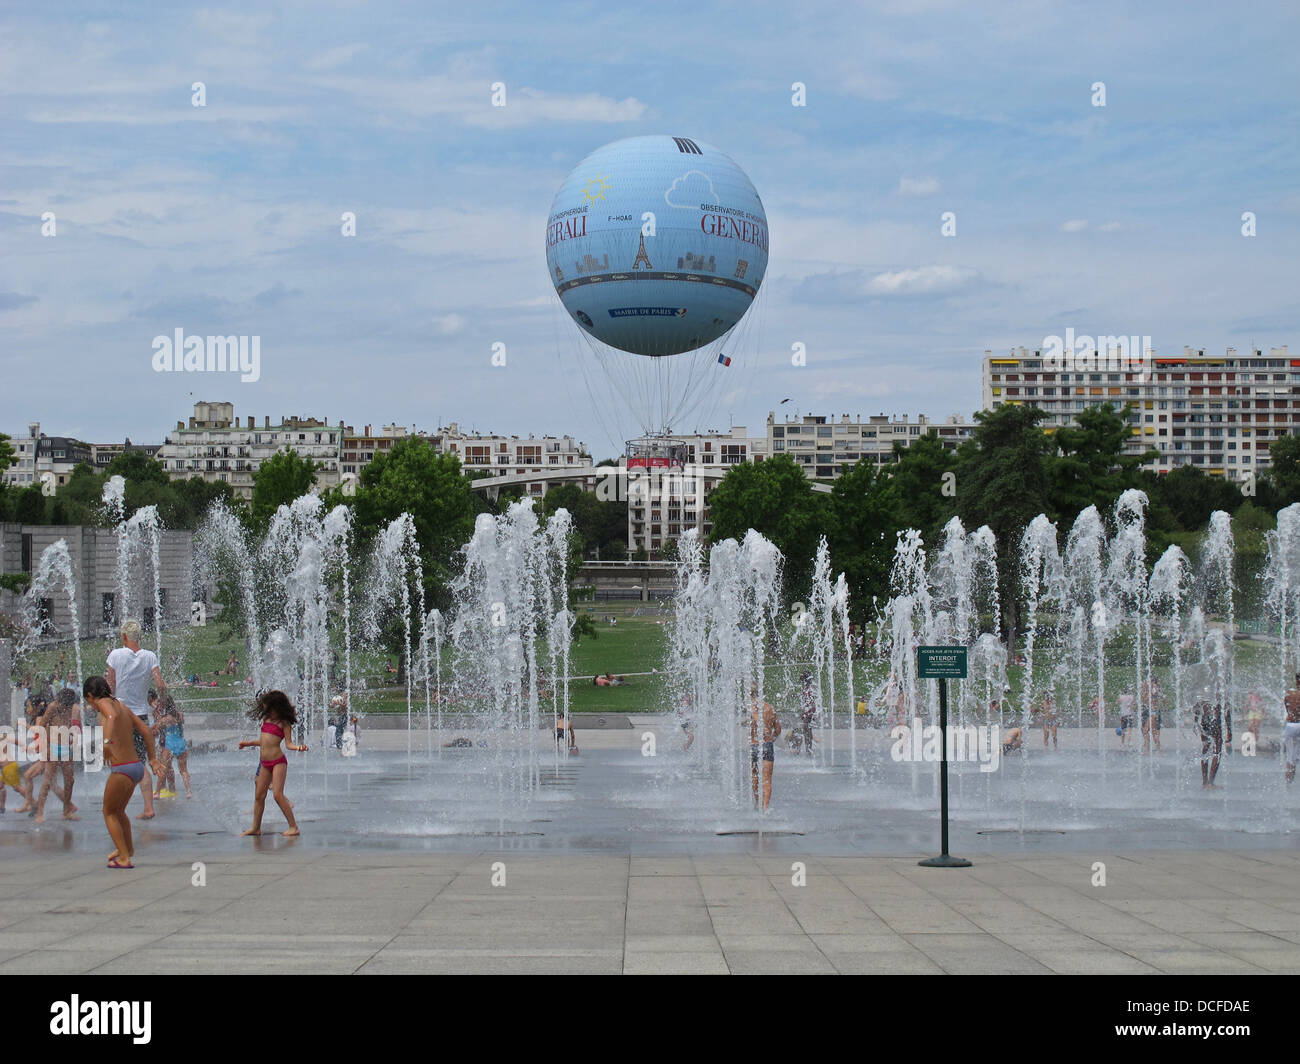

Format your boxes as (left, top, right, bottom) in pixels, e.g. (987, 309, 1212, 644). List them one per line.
(2, 0, 1298, 459)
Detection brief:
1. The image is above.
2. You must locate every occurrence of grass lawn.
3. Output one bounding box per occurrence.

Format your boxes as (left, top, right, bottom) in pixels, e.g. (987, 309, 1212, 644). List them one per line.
(15, 604, 1279, 721)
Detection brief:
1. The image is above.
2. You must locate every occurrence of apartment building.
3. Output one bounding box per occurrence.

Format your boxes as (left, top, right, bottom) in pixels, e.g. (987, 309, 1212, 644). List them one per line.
(91, 439, 162, 472)
(158, 401, 344, 499)
(1, 423, 92, 490)
(982, 345, 1294, 482)
(624, 413, 975, 553)
(767, 412, 975, 477)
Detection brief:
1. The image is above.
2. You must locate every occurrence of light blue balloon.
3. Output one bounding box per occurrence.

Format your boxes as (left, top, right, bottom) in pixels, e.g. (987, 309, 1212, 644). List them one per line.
(546, 135, 768, 357)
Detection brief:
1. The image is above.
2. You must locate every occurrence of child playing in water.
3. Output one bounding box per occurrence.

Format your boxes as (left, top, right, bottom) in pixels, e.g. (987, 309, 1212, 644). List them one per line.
(239, 690, 306, 837)
(0, 758, 34, 813)
(1245, 689, 1264, 743)
(1284, 675, 1300, 785)
(82, 676, 165, 869)
(33, 689, 80, 822)
(154, 695, 192, 799)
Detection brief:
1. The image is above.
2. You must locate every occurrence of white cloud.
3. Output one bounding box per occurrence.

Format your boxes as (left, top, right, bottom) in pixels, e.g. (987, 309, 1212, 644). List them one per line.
(1099, 221, 1124, 232)
(296, 75, 646, 129)
(864, 265, 979, 296)
(25, 101, 301, 126)
(1062, 219, 1089, 232)
(435, 313, 467, 335)
(899, 176, 940, 196)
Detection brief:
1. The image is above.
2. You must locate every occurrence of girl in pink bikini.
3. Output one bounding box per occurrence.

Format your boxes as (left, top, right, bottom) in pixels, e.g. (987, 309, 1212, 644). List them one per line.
(239, 690, 307, 837)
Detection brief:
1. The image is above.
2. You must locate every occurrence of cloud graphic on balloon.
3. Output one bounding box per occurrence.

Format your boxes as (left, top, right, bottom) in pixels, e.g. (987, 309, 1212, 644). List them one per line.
(664, 170, 717, 209)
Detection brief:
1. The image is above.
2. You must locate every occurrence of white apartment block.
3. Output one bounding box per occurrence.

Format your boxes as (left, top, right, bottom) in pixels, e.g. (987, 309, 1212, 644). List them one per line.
(982, 345, 1293, 482)
(767, 412, 975, 475)
(435, 422, 590, 483)
(1, 423, 93, 490)
(626, 414, 976, 553)
(2, 423, 40, 487)
(341, 421, 593, 498)
(340, 423, 428, 482)
(158, 401, 343, 500)
(624, 427, 758, 552)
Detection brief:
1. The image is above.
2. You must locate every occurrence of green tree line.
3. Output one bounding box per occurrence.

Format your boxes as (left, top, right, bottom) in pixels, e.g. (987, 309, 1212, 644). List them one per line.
(706, 403, 1300, 632)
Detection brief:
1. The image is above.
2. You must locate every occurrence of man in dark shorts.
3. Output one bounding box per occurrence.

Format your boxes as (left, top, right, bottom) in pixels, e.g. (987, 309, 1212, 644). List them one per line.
(749, 683, 782, 811)
(1283, 675, 1300, 784)
(1141, 679, 1163, 753)
(1194, 699, 1231, 788)
(798, 672, 816, 757)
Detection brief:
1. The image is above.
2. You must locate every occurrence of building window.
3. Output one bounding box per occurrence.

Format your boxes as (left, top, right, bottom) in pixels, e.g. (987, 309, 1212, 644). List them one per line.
(102, 593, 116, 626)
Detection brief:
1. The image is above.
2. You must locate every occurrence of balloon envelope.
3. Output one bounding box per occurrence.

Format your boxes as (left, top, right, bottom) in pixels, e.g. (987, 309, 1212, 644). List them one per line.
(546, 135, 768, 357)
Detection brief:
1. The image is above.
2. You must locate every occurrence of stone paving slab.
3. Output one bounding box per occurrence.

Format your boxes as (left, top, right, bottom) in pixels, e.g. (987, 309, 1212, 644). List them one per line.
(2, 850, 1297, 974)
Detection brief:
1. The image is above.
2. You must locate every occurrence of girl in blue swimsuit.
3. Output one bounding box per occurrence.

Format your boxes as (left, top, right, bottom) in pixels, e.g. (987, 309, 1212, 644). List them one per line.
(155, 696, 192, 799)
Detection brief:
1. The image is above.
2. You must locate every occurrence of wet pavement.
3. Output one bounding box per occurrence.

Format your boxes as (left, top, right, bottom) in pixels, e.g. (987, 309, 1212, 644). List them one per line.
(2, 721, 1297, 973)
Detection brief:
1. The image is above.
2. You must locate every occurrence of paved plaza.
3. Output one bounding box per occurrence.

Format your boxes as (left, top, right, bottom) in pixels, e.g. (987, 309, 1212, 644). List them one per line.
(3, 850, 1299, 975)
(2, 719, 1298, 974)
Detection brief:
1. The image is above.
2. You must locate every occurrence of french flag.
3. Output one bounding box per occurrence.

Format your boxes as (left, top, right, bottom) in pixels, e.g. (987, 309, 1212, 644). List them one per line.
(717, 354, 731, 367)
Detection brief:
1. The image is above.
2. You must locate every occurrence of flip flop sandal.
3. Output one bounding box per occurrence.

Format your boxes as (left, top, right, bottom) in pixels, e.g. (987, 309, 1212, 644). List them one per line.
(107, 857, 134, 869)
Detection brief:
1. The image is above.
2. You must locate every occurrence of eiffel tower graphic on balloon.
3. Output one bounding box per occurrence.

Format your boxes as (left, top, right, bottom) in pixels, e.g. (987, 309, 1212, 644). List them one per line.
(632, 233, 653, 270)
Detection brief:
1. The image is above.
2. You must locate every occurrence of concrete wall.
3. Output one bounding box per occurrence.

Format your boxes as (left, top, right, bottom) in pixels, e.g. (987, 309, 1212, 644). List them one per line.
(0, 523, 194, 641)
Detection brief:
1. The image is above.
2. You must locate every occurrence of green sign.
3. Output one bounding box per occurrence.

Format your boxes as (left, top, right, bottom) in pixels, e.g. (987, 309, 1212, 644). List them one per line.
(917, 645, 968, 679)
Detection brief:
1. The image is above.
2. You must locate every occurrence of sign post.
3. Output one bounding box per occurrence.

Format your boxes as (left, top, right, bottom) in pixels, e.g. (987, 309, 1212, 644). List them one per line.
(916, 645, 971, 869)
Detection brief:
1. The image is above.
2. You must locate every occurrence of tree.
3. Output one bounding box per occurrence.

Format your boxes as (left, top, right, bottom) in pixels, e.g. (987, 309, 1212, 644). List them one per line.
(1262, 433, 1300, 506)
(0, 573, 30, 594)
(1048, 403, 1155, 525)
(251, 449, 319, 527)
(572, 611, 598, 645)
(1151, 465, 1243, 532)
(539, 483, 626, 558)
(104, 450, 168, 485)
(1232, 501, 1274, 620)
(956, 405, 1054, 637)
(58, 462, 109, 525)
(707, 454, 829, 586)
(350, 439, 477, 610)
(886, 433, 958, 544)
(0, 433, 14, 521)
(168, 476, 240, 529)
(15, 485, 45, 524)
(826, 458, 897, 626)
